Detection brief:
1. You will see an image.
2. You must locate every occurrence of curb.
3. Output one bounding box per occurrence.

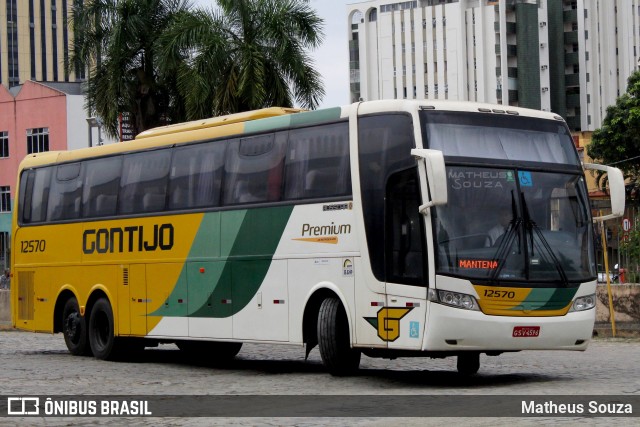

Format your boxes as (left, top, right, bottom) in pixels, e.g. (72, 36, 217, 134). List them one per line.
(0, 322, 15, 331)
(593, 322, 640, 338)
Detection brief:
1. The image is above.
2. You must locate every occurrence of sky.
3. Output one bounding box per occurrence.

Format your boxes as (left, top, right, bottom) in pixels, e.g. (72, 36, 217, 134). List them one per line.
(192, 0, 353, 109)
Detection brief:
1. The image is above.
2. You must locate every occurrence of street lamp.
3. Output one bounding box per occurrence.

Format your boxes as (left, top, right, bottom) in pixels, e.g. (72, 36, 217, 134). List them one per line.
(86, 117, 104, 147)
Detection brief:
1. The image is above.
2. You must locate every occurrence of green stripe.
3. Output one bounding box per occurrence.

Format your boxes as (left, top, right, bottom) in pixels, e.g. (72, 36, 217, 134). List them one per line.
(244, 107, 342, 134)
(509, 287, 578, 312)
(290, 107, 342, 127)
(150, 206, 294, 318)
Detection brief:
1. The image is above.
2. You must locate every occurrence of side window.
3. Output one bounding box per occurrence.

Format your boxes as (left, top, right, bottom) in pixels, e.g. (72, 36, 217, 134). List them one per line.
(223, 133, 287, 205)
(47, 162, 83, 221)
(358, 114, 417, 283)
(82, 156, 123, 218)
(26, 167, 52, 223)
(19, 170, 36, 223)
(119, 150, 171, 214)
(169, 142, 225, 210)
(284, 122, 351, 200)
(386, 169, 425, 284)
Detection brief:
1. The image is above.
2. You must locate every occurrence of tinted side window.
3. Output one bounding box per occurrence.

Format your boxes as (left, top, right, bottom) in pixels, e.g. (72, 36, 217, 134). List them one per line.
(82, 156, 123, 218)
(284, 122, 351, 200)
(119, 150, 171, 214)
(223, 133, 287, 205)
(358, 114, 417, 282)
(19, 170, 36, 224)
(47, 163, 83, 221)
(28, 167, 52, 223)
(386, 168, 425, 285)
(169, 142, 225, 210)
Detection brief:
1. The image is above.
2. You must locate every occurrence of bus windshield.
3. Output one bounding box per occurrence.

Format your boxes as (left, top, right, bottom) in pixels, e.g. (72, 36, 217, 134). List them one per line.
(421, 111, 595, 284)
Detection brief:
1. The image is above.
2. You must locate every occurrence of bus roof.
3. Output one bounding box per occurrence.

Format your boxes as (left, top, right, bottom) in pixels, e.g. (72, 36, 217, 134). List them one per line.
(135, 107, 304, 140)
(18, 107, 306, 170)
(17, 100, 565, 171)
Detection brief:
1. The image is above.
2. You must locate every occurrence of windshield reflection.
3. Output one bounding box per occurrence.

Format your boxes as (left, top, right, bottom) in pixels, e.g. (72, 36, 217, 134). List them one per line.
(434, 166, 595, 284)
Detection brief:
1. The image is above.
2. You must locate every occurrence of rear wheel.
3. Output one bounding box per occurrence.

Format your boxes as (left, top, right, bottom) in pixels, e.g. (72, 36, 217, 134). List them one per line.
(457, 352, 480, 375)
(62, 297, 91, 356)
(88, 297, 120, 360)
(317, 297, 361, 376)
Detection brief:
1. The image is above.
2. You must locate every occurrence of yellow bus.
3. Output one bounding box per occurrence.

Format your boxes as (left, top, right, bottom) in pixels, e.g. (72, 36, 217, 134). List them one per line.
(12, 100, 624, 376)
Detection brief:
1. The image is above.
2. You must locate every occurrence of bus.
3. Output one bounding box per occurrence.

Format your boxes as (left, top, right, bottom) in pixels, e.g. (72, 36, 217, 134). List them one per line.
(11, 100, 625, 376)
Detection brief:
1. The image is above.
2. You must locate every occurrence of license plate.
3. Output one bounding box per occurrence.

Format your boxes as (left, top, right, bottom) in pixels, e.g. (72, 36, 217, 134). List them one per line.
(512, 326, 540, 337)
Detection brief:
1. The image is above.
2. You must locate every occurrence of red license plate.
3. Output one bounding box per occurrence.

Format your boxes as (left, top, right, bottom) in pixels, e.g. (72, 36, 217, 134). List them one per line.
(512, 326, 540, 337)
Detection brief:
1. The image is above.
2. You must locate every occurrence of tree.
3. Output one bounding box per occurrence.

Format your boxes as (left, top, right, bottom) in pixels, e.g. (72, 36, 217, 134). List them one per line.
(157, 0, 325, 119)
(72, 0, 325, 138)
(588, 70, 640, 195)
(71, 0, 195, 138)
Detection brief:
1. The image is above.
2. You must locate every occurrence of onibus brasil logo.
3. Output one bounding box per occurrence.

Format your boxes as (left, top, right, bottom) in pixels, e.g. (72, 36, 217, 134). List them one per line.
(364, 307, 413, 342)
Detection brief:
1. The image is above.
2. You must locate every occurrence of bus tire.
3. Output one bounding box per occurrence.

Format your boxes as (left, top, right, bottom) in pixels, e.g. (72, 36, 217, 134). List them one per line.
(62, 297, 91, 356)
(88, 297, 119, 360)
(317, 297, 361, 376)
(457, 352, 480, 376)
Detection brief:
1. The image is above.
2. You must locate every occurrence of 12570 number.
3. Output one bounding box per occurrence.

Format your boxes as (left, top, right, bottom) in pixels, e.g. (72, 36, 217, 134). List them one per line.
(483, 289, 516, 299)
(21, 239, 46, 253)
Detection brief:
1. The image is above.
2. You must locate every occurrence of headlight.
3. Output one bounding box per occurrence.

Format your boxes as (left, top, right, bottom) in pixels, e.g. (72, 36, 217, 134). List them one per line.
(428, 288, 479, 311)
(570, 294, 596, 312)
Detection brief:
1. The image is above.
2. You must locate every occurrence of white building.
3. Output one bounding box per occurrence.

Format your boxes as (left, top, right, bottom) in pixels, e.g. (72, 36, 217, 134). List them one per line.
(347, 0, 640, 131)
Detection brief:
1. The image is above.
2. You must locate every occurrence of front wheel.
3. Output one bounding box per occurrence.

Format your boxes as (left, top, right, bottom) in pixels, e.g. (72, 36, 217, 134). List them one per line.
(317, 297, 361, 376)
(457, 352, 480, 375)
(88, 297, 119, 360)
(62, 297, 91, 356)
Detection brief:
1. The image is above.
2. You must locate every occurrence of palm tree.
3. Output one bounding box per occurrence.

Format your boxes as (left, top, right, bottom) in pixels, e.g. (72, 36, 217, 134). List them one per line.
(158, 0, 325, 119)
(71, 0, 195, 137)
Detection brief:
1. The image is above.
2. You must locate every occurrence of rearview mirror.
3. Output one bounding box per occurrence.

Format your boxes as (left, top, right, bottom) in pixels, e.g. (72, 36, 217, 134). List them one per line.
(411, 148, 448, 213)
(583, 163, 625, 222)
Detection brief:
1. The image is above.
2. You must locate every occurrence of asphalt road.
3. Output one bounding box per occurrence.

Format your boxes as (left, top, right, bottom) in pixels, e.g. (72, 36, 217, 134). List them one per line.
(0, 329, 638, 426)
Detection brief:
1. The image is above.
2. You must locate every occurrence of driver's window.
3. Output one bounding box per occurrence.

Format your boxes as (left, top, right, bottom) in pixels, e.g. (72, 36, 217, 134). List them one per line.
(386, 168, 425, 285)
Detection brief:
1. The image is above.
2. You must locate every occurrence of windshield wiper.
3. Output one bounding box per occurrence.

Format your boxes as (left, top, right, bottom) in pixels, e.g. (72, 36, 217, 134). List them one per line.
(520, 192, 569, 286)
(490, 191, 521, 283)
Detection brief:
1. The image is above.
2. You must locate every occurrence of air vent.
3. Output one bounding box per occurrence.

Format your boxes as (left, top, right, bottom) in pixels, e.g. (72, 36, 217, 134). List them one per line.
(239, 134, 275, 156)
(18, 271, 35, 321)
(123, 267, 129, 286)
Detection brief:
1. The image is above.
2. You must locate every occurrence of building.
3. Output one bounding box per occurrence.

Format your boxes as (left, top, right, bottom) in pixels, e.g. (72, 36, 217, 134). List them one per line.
(0, 0, 84, 89)
(0, 80, 94, 268)
(347, 0, 640, 132)
(0, 2, 110, 269)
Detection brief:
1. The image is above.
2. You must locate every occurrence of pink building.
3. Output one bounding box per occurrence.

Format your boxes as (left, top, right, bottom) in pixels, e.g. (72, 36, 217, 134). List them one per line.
(0, 80, 93, 268)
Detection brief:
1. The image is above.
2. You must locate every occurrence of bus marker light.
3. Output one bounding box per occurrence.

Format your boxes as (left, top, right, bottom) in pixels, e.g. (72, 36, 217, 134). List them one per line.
(370, 302, 384, 307)
(200, 268, 205, 273)
(221, 299, 232, 305)
(406, 302, 420, 307)
(273, 300, 285, 304)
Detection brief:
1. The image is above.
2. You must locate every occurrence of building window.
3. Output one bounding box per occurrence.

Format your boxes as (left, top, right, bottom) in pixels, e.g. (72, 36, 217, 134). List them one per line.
(7, 0, 20, 87)
(0, 132, 8, 158)
(0, 231, 8, 268)
(27, 128, 50, 154)
(0, 187, 10, 212)
(41, 0, 47, 79)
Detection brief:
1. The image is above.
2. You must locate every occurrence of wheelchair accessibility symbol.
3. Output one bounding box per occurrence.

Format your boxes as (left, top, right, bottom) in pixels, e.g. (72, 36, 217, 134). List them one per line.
(409, 321, 419, 338)
(518, 171, 533, 187)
